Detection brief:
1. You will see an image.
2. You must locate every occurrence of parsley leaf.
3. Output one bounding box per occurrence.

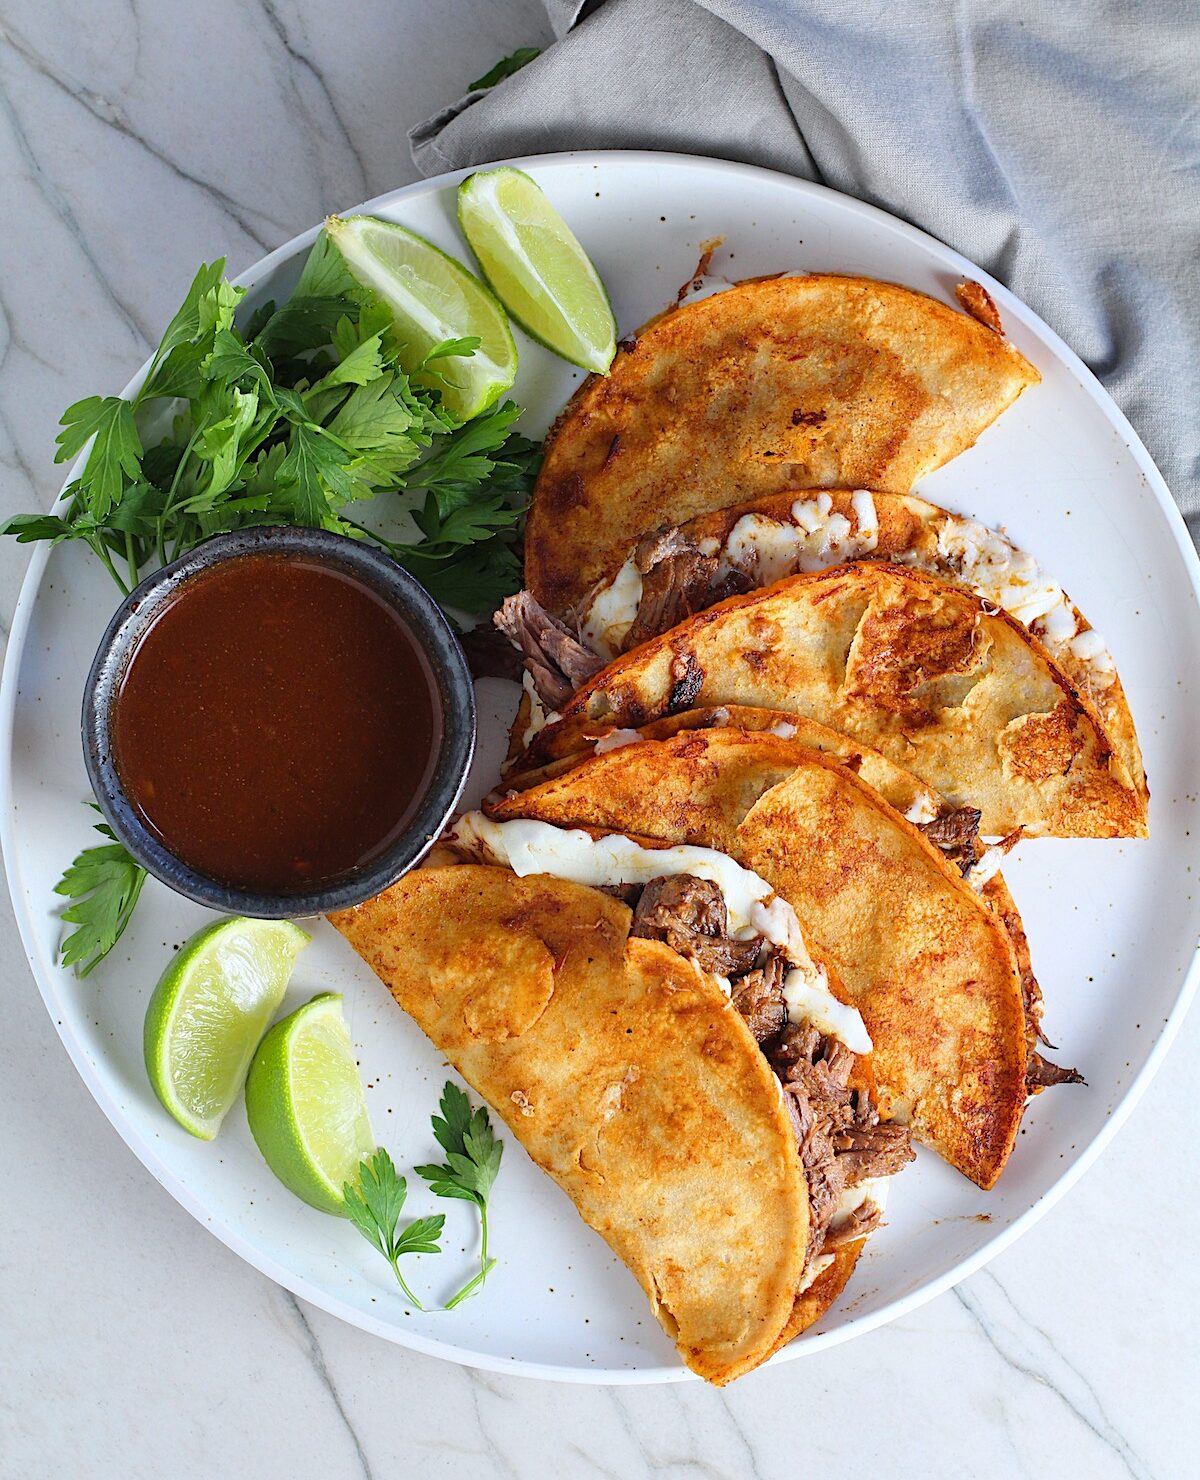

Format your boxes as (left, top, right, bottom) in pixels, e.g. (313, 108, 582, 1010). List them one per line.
(53, 808, 148, 976)
(415, 1082, 503, 1307)
(55, 397, 143, 521)
(343, 1148, 445, 1309)
(277, 420, 356, 525)
(399, 538, 523, 618)
(468, 46, 540, 91)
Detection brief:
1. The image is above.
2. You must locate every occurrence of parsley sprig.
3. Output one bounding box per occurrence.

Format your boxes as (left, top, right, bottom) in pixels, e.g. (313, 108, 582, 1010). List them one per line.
(3, 237, 539, 617)
(343, 1084, 503, 1311)
(416, 1081, 503, 1308)
(54, 807, 148, 977)
(468, 46, 540, 92)
(342, 1149, 445, 1310)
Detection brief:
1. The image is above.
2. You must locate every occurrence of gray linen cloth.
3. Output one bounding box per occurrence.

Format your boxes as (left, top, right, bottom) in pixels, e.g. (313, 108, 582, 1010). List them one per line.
(413, 0, 1200, 534)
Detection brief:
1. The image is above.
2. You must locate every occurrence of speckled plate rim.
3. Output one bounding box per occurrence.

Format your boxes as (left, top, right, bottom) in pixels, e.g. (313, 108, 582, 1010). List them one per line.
(3, 150, 1199, 1385)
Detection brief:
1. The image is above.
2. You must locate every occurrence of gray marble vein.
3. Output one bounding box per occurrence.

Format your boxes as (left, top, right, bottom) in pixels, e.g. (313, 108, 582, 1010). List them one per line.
(0, 19, 279, 254)
(954, 1276, 1152, 1480)
(281, 1291, 378, 1480)
(0, 54, 154, 349)
(255, 0, 370, 208)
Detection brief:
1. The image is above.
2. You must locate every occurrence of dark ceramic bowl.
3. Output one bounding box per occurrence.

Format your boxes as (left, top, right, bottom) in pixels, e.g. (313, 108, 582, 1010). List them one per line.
(82, 527, 476, 918)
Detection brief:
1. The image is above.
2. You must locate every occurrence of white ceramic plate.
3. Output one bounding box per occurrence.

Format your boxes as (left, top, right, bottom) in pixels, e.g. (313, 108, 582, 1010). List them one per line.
(4, 152, 1199, 1384)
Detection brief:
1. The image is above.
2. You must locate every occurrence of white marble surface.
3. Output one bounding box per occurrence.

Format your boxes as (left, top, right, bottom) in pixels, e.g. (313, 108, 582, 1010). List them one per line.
(0, 2, 1196, 1475)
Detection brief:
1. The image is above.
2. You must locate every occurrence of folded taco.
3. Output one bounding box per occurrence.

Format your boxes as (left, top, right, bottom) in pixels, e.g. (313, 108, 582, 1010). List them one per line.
(560, 488, 1144, 809)
(330, 825, 913, 1384)
(489, 725, 1085, 1188)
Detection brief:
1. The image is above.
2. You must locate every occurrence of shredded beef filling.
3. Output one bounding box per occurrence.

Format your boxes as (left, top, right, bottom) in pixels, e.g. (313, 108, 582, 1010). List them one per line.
(831, 1121, 919, 1182)
(730, 952, 788, 1043)
(618, 871, 915, 1278)
(770, 1024, 915, 1267)
(494, 590, 606, 709)
(629, 874, 762, 977)
(822, 1200, 883, 1251)
(918, 805, 982, 875)
(1027, 1051, 1086, 1091)
(623, 529, 720, 650)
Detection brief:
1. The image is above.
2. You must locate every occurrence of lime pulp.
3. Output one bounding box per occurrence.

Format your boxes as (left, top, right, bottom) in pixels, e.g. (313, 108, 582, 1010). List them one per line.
(143, 916, 309, 1140)
(244, 992, 375, 1216)
(324, 214, 517, 420)
(457, 167, 617, 374)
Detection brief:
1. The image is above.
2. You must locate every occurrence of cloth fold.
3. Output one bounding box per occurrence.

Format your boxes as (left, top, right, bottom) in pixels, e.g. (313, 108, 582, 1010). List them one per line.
(412, 0, 1200, 531)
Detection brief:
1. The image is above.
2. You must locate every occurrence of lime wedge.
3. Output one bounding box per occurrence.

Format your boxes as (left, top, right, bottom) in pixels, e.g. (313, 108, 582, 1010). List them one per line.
(144, 917, 309, 1141)
(324, 214, 517, 421)
(457, 167, 616, 374)
(244, 993, 375, 1215)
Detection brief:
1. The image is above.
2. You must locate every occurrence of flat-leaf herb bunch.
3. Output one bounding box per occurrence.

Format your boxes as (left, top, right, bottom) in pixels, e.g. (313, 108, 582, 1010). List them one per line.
(2, 233, 539, 613)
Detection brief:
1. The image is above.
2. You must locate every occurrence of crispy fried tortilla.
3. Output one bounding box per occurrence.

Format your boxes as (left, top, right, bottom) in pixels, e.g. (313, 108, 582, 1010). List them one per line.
(491, 727, 1042, 1188)
(526, 274, 1039, 609)
(515, 563, 1146, 838)
(568, 489, 1145, 810)
(331, 867, 810, 1384)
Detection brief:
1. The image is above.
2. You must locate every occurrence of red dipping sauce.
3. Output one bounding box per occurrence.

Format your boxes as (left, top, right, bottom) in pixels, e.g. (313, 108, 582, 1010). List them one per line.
(112, 552, 442, 894)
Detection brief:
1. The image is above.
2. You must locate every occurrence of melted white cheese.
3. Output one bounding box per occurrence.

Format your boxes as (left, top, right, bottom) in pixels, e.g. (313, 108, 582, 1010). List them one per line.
(578, 557, 644, 661)
(450, 813, 809, 960)
(934, 517, 1115, 689)
(575, 492, 883, 655)
(903, 795, 940, 826)
(447, 814, 874, 1057)
(795, 1252, 835, 1294)
(850, 490, 880, 550)
(593, 727, 643, 754)
(782, 971, 872, 1054)
(676, 273, 737, 304)
(966, 839, 1015, 891)
(572, 501, 1116, 699)
(519, 672, 560, 751)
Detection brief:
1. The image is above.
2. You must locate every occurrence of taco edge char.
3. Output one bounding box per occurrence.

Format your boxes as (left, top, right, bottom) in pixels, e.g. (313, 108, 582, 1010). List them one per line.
(499, 558, 1146, 840)
(329, 825, 914, 1385)
(525, 273, 1040, 611)
(489, 726, 1085, 1189)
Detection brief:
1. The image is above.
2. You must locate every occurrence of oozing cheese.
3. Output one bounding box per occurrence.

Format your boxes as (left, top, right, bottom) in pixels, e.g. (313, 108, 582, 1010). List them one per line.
(782, 971, 873, 1055)
(574, 491, 887, 659)
(676, 273, 736, 304)
(578, 556, 643, 660)
(520, 672, 560, 751)
(934, 517, 1116, 689)
(831, 1173, 891, 1230)
(451, 813, 806, 958)
(903, 795, 940, 826)
(592, 727, 642, 754)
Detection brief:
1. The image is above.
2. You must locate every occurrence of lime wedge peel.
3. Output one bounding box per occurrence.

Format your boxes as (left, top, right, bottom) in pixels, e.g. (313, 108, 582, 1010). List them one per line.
(144, 917, 309, 1141)
(244, 992, 375, 1216)
(457, 167, 617, 374)
(324, 214, 517, 421)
